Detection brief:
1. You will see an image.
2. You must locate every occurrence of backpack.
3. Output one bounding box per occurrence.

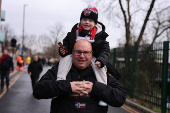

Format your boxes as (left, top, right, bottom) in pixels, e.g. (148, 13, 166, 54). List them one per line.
(106, 62, 122, 80)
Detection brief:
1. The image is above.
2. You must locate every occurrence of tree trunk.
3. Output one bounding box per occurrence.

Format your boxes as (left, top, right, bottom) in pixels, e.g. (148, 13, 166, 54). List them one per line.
(135, 0, 156, 46)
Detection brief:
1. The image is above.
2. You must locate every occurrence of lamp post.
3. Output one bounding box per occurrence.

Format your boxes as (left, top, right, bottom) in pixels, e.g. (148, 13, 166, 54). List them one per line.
(21, 4, 27, 56)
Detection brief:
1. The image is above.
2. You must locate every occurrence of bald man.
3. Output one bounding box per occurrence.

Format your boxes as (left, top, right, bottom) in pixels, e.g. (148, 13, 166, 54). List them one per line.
(33, 40, 126, 113)
(28, 55, 43, 90)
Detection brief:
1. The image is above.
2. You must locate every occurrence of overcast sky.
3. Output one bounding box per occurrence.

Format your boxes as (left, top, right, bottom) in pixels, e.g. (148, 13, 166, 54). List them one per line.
(1, 0, 121, 49)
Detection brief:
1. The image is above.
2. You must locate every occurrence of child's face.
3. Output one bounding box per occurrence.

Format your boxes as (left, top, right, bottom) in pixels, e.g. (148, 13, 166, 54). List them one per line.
(80, 18, 96, 31)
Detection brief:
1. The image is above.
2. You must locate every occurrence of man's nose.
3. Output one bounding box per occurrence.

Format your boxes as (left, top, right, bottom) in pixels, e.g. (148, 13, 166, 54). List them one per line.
(79, 53, 85, 57)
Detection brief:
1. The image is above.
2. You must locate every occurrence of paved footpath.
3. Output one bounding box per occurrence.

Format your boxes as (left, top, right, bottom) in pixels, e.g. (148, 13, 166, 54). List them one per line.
(0, 66, 51, 113)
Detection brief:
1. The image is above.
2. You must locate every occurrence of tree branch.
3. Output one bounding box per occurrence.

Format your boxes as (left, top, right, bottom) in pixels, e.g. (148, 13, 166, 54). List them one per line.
(135, 0, 156, 46)
(157, 26, 170, 37)
(119, 0, 129, 44)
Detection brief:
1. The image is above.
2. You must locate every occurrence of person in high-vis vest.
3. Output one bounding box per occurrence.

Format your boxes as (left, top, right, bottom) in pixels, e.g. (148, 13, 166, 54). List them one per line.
(16, 55, 24, 71)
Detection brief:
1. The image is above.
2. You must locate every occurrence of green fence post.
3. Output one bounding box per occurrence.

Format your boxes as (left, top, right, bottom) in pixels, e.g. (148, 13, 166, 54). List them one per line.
(130, 46, 135, 98)
(113, 48, 116, 68)
(161, 41, 169, 113)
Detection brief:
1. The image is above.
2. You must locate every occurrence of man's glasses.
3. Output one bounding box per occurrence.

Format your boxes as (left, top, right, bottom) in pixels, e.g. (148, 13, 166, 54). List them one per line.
(73, 50, 92, 56)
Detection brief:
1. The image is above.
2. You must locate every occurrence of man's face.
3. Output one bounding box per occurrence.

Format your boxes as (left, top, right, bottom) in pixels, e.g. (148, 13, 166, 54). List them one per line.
(34, 56, 38, 62)
(80, 18, 96, 31)
(3, 50, 8, 55)
(72, 40, 92, 69)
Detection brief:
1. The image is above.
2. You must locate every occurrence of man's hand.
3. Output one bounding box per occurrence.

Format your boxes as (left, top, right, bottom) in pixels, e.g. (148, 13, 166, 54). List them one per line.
(95, 61, 101, 68)
(70, 81, 93, 96)
(70, 81, 87, 96)
(81, 80, 93, 94)
(29, 72, 32, 75)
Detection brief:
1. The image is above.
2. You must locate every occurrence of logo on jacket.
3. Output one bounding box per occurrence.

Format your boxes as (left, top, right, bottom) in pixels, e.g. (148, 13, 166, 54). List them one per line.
(75, 102, 86, 108)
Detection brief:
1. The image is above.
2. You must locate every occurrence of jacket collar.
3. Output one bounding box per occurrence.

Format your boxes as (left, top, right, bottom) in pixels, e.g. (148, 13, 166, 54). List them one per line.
(70, 64, 94, 78)
(70, 22, 108, 41)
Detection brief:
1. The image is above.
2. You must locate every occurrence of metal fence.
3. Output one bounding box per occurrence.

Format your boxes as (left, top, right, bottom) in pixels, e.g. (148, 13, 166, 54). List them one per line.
(109, 41, 170, 113)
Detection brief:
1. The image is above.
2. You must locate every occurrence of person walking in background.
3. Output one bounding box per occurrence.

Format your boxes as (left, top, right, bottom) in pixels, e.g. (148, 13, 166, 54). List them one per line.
(28, 55, 43, 90)
(16, 55, 24, 71)
(0, 49, 14, 92)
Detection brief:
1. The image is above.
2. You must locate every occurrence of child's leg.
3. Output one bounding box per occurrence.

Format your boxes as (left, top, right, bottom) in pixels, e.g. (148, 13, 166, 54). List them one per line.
(57, 55, 72, 80)
(91, 57, 108, 106)
(91, 57, 107, 84)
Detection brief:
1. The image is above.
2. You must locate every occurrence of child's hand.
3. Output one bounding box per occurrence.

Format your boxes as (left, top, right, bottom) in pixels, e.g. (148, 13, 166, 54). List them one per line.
(95, 61, 101, 68)
(29, 72, 32, 75)
(58, 42, 68, 55)
(60, 47, 66, 55)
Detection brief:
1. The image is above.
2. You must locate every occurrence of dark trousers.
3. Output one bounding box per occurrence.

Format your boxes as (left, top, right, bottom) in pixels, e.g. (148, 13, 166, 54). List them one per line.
(30, 75, 39, 90)
(1, 71, 10, 90)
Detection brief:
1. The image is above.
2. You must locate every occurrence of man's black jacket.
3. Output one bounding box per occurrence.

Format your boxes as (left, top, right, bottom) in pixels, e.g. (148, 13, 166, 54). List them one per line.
(33, 64, 126, 113)
(28, 61, 43, 78)
(0, 55, 14, 71)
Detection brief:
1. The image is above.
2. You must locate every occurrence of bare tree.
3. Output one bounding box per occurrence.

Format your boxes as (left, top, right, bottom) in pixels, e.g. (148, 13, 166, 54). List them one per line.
(150, 6, 170, 46)
(16, 34, 37, 51)
(43, 45, 59, 58)
(42, 23, 65, 58)
(49, 23, 65, 46)
(89, 0, 170, 47)
(24, 34, 36, 48)
(0, 24, 15, 50)
(40, 34, 52, 45)
(32, 23, 65, 58)
(36, 34, 53, 52)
